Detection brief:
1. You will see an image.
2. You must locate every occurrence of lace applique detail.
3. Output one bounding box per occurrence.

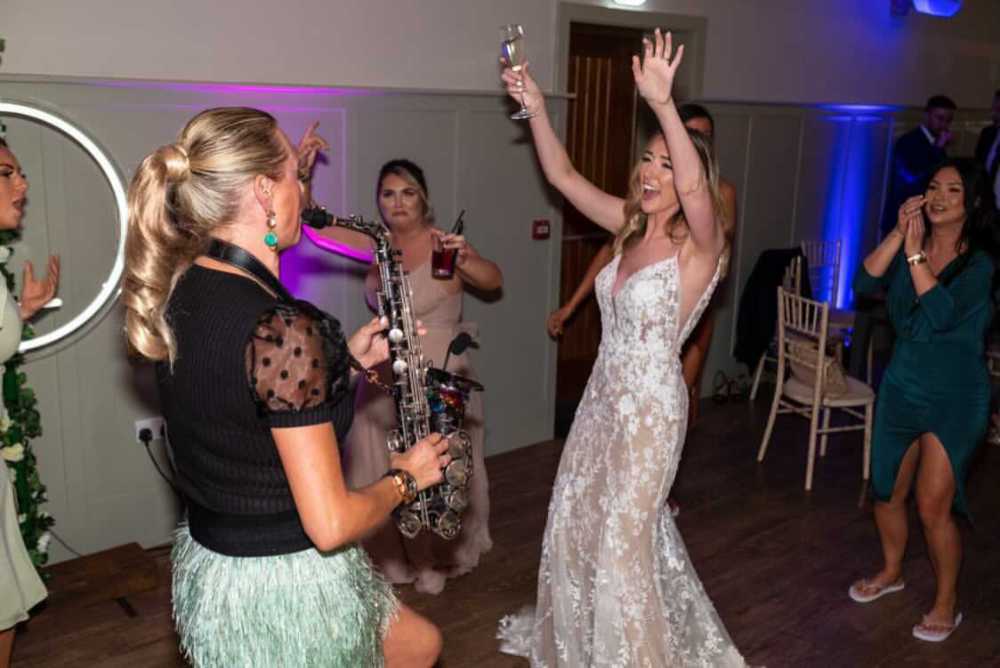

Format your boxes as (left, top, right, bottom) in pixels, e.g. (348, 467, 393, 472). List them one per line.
(498, 254, 745, 667)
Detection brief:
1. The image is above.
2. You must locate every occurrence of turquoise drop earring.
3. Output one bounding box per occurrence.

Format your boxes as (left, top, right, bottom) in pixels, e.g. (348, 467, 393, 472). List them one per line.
(264, 211, 279, 251)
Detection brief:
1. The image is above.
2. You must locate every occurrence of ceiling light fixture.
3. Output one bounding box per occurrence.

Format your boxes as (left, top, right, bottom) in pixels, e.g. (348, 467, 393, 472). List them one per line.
(912, 0, 963, 16)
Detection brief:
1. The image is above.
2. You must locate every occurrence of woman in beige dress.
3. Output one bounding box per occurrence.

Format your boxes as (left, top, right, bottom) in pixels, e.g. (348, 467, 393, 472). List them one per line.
(339, 159, 502, 594)
(0, 137, 60, 668)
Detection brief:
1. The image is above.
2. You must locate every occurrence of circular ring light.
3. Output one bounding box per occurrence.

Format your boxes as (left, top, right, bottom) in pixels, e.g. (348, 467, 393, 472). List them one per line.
(0, 98, 128, 353)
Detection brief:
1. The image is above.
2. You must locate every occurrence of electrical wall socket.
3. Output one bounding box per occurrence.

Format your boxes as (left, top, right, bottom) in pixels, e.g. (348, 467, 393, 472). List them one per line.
(134, 417, 165, 444)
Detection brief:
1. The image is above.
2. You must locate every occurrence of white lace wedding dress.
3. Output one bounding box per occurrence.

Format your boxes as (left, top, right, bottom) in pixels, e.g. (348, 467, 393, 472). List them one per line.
(498, 253, 746, 667)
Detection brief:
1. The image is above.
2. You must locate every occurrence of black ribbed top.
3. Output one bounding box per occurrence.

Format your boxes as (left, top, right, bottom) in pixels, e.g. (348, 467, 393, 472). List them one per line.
(157, 265, 354, 557)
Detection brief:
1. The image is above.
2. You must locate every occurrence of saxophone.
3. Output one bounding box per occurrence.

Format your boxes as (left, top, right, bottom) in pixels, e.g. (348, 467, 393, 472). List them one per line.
(302, 208, 480, 540)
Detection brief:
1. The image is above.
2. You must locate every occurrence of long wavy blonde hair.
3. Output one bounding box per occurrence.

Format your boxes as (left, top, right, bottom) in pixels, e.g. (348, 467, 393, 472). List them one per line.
(614, 129, 725, 258)
(123, 107, 288, 363)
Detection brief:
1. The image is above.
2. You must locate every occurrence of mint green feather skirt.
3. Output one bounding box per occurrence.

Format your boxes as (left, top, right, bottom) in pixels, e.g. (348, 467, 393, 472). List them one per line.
(172, 525, 397, 667)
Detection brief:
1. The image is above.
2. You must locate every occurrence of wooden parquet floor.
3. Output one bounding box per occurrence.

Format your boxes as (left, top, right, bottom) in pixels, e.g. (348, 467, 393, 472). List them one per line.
(12, 397, 1000, 667)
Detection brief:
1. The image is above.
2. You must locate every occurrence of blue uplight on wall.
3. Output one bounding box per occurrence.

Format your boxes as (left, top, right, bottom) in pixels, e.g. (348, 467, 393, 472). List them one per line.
(818, 105, 898, 309)
(912, 0, 963, 17)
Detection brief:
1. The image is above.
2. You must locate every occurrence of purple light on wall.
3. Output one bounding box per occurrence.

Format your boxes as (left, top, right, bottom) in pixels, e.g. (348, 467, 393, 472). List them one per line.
(301, 226, 373, 264)
(90, 79, 381, 98)
(67, 76, 368, 316)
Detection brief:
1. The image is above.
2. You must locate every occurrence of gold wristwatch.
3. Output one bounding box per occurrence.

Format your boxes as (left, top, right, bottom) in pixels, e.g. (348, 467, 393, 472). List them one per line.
(906, 251, 928, 266)
(386, 469, 418, 504)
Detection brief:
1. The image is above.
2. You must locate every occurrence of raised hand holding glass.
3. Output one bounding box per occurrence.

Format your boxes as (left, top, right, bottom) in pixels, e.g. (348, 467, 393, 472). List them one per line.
(500, 24, 535, 120)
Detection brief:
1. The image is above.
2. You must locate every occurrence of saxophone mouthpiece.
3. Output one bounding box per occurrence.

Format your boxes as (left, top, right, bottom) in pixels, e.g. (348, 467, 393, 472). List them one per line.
(301, 206, 334, 229)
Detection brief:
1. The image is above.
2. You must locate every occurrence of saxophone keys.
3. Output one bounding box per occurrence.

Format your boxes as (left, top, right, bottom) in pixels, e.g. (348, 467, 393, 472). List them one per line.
(444, 458, 470, 487)
(446, 488, 469, 512)
(386, 430, 405, 453)
(434, 510, 462, 540)
(388, 327, 404, 343)
(396, 509, 422, 539)
(447, 431, 472, 459)
(392, 359, 408, 375)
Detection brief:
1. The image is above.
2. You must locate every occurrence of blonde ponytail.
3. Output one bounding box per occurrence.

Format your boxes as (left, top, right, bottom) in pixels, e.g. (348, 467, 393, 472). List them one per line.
(123, 107, 288, 363)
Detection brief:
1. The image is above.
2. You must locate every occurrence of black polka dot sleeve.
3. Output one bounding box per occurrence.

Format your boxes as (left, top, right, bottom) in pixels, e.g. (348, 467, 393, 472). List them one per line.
(245, 303, 351, 428)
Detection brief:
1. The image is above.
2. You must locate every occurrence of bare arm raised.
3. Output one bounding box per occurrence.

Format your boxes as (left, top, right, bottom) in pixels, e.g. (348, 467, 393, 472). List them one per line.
(296, 122, 375, 260)
(634, 29, 723, 257)
(501, 66, 626, 234)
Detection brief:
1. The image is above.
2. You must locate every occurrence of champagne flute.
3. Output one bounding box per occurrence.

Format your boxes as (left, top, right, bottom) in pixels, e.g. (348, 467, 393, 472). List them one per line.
(500, 24, 534, 120)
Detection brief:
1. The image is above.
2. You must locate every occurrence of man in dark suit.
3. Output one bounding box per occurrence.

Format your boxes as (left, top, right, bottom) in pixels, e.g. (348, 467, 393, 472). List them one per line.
(880, 95, 956, 238)
(974, 89, 1000, 208)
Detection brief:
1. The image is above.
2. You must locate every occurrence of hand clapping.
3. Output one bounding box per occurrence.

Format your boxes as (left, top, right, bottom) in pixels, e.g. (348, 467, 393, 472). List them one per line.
(904, 215, 925, 258)
(896, 195, 926, 257)
(19, 255, 60, 322)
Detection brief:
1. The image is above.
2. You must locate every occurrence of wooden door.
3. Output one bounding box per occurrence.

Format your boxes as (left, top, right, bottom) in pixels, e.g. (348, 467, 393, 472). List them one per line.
(555, 23, 643, 425)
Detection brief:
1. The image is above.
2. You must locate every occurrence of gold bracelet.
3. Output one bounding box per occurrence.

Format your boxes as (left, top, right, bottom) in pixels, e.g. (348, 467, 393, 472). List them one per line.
(906, 251, 928, 266)
(386, 469, 417, 504)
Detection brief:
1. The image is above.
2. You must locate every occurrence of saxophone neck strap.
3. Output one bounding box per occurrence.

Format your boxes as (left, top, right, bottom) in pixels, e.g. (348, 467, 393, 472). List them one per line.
(205, 239, 293, 303)
(206, 238, 375, 380)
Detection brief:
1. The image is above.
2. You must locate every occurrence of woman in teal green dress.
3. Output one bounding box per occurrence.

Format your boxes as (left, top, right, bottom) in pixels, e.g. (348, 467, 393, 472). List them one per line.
(849, 158, 998, 643)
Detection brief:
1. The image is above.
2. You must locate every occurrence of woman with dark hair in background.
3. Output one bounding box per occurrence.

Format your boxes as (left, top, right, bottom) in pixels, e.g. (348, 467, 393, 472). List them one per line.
(850, 158, 998, 643)
(122, 107, 447, 666)
(0, 137, 60, 668)
(341, 158, 502, 595)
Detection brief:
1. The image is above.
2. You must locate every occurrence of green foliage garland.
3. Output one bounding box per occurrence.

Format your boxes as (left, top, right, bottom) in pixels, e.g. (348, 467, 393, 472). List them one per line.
(0, 233, 53, 570)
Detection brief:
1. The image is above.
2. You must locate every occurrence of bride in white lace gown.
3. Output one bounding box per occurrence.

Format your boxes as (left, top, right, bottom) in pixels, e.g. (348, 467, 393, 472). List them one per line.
(497, 30, 747, 667)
